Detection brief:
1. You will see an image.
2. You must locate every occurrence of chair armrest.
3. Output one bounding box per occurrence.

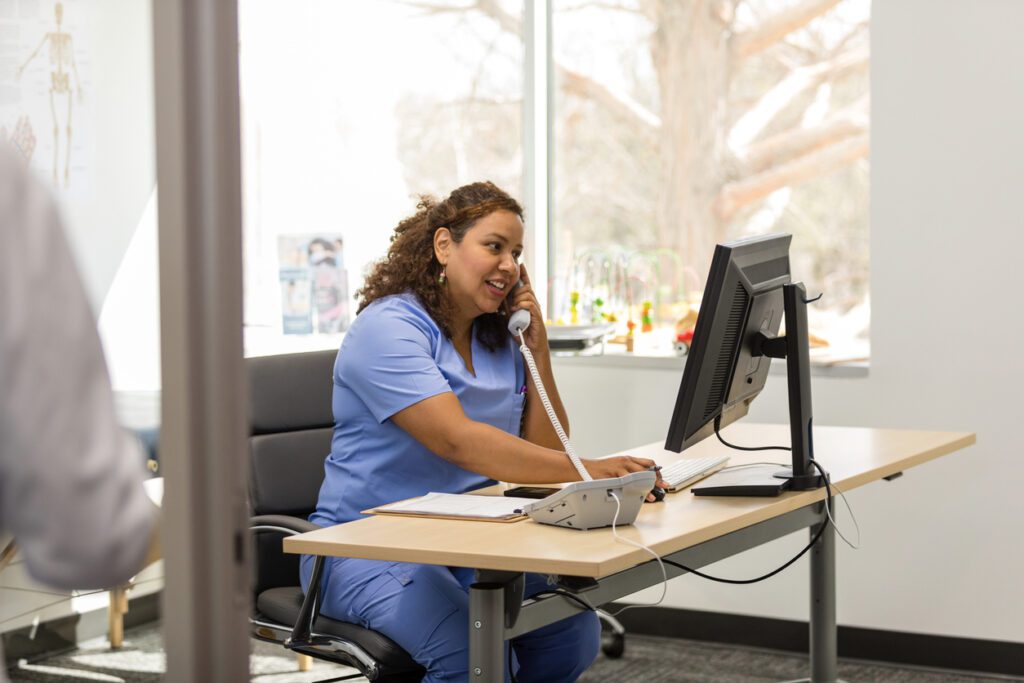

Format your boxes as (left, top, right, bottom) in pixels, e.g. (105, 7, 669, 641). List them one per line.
(251, 514, 319, 536)
(249, 514, 326, 648)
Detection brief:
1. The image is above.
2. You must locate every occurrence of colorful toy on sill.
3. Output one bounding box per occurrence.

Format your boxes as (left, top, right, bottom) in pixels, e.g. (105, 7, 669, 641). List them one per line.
(592, 297, 604, 324)
(674, 329, 694, 357)
(674, 306, 698, 335)
(569, 291, 580, 325)
(625, 319, 637, 353)
(808, 332, 830, 348)
(640, 301, 653, 333)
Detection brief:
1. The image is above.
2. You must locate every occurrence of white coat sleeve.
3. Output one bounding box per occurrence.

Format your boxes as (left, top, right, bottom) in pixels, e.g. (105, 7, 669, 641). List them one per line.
(0, 149, 155, 590)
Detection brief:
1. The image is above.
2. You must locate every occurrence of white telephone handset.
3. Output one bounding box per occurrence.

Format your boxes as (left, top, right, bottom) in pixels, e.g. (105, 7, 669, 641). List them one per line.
(507, 280, 531, 335)
(506, 279, 654, 529)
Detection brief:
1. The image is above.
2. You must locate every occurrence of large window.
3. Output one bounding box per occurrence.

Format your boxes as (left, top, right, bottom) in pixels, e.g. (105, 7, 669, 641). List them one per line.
(550, 0, 870, 359)
(238, 0, 524, 355)
(238, 0, 869, 362)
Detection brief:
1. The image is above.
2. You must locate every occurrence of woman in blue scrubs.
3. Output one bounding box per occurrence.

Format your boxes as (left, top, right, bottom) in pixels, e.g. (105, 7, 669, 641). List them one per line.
(301, 182, 661, 682)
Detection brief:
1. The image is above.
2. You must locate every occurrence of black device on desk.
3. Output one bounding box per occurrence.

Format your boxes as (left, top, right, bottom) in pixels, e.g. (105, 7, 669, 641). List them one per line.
(664, 233, 826, 496)
(503, 486, 560, 500)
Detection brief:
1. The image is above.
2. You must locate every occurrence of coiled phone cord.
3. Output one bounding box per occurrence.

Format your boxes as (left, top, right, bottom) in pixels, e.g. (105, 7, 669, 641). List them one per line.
(516, 331, 592, 482)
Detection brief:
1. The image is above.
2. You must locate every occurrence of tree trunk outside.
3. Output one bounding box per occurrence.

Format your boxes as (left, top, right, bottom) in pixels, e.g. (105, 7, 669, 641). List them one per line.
(651, 0, 732, 295)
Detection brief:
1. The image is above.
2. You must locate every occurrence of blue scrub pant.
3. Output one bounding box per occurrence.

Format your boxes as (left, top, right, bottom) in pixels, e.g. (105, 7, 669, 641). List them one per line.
(301, 556, 600, 682)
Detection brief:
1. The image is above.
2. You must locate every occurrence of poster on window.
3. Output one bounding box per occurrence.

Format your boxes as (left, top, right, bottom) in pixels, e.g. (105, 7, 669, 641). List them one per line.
(277, 234, 350, 335)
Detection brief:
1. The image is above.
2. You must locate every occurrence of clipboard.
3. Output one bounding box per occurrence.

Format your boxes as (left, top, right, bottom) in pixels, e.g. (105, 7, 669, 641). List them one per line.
(366, 492, 534, 523)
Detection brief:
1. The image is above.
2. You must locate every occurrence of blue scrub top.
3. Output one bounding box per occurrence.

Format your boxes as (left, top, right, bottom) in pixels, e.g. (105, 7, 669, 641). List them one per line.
(310, 293, 526, 527)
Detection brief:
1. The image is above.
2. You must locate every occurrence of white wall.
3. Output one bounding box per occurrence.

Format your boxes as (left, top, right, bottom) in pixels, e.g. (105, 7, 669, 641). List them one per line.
(554, 0, 1024, 643)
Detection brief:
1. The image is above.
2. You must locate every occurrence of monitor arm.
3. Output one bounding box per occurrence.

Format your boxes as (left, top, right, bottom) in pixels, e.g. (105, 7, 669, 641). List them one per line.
(751, 282, 825, 490)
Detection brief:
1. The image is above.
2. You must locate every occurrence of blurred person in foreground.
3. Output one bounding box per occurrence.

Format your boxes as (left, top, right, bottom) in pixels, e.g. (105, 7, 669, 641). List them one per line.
(0, 144, 159, 678)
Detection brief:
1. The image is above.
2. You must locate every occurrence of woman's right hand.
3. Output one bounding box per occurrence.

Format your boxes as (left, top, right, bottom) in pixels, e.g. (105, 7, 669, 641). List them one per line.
(584, 455, 656, 479)
(583, 456, 669, 502)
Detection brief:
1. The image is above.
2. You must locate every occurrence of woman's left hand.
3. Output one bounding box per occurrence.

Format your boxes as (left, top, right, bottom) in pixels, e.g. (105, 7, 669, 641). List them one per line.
(507, 263, 548, 353)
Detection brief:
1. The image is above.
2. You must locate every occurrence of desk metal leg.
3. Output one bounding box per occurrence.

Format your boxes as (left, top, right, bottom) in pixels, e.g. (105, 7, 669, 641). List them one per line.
(809, 518, 838, 683)
(469, 581, 506, 682)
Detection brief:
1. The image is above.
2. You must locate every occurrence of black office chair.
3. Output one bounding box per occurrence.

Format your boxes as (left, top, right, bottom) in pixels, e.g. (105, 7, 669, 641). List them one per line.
(247, 350, 425, 682)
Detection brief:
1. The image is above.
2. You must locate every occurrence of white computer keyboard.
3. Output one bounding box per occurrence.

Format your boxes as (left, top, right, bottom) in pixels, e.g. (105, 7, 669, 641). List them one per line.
(660, 455, 730, 492)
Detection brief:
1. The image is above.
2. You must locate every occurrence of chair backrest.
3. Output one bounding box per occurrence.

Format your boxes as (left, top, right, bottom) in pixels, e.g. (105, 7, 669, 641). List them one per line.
(248, 350, 336, 517)
(248, 350, 336, 593)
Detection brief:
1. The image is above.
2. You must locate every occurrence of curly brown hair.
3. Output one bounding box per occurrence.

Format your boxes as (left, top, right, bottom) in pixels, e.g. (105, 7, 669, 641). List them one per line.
(356, 181, 524, 351)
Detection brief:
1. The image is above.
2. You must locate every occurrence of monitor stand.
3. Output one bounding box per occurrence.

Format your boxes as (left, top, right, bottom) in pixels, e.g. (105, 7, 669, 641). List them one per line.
(692, 465, 791, 497)
(692, 282, 827, 497)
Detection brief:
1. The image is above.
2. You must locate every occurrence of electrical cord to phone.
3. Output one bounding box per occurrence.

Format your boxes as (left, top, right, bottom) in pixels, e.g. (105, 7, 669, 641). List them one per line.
(526, 492, 669, 616)
(804, 460, 860, 550)
(606, 490, 668, 615)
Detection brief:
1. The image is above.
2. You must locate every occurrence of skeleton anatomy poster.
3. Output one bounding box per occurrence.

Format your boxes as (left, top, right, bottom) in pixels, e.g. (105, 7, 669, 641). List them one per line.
(1, 0, 93, 197)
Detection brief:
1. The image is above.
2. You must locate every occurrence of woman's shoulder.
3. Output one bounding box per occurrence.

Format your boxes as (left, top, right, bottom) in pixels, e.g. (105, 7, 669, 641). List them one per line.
(362, 292, 435, 323)
(350, 293, 441, 340)
(335, 293, 444, 380)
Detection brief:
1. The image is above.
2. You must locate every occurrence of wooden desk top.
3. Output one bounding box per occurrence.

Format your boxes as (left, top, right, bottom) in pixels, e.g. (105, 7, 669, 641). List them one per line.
(283, 424, 974, 578)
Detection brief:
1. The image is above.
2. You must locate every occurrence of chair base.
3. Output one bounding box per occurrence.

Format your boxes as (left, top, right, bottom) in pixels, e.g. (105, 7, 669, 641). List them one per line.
(251, 616, 424, 683)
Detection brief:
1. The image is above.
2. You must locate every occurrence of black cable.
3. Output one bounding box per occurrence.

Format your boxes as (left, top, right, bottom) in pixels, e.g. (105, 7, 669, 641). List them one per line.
(666, 460, 834, 585)
(662, 520, 826, 585)
(711, 416, 834, 516)
(529, 461, 836, 600)
(662, 424, 835, 585)
(714, 415, 791, 452)
(528, 589, 596, 613)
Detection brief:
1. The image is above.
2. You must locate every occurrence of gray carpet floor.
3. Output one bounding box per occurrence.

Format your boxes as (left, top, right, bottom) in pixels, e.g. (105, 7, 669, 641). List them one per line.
(6, 624, 1020, 682)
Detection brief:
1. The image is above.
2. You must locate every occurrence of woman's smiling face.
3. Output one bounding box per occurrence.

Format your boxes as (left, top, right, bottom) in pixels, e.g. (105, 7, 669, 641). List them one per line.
(435, 209, 524, 325)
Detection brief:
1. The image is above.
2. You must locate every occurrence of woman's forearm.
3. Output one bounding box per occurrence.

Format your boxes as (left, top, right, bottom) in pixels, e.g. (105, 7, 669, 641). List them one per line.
(446, 420, 660, 487)
(390, 389, 577, 483)
(449, 420, 582, 484)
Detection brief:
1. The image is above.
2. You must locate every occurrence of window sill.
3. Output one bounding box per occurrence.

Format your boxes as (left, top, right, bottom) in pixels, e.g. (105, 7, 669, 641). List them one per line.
(551, 344, 869, 379)
(239, 327, 870, 379)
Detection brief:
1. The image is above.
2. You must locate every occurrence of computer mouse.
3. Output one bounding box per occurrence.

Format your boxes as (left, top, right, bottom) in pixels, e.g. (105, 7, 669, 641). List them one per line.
(646, 486, 666, 503)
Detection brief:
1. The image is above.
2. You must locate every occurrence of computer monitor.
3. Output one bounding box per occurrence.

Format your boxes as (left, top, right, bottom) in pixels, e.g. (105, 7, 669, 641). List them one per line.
(665, 233, 825, 495)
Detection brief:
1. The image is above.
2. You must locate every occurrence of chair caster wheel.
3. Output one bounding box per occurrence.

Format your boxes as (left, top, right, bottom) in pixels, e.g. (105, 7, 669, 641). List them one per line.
(601, 631, 625, 659)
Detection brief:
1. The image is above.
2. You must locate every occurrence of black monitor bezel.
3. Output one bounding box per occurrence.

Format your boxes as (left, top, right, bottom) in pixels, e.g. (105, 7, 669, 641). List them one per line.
(665, 233, 792, 453)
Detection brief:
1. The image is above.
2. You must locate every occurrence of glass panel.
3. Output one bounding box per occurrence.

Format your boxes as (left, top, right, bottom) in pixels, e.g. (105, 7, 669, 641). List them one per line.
(552, 0, 870, 361)
(0, 0, 163, 666)
(238, 0, 524, 357)
(2, 0, 161, 389)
